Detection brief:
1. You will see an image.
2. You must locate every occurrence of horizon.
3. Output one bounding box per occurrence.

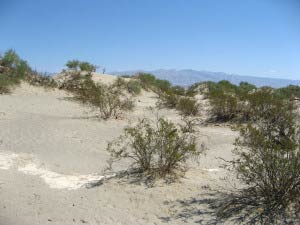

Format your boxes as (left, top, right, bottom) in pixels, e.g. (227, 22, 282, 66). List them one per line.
(110, 68, 300, 81)
(1, 0, 300, 79)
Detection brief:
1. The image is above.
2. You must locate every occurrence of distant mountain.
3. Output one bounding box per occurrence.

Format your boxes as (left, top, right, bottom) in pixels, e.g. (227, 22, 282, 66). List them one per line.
(110, 69, 300, 88)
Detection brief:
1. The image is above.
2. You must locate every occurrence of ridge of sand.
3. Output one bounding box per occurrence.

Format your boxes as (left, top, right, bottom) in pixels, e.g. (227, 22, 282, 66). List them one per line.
(0, 81, 238, 225)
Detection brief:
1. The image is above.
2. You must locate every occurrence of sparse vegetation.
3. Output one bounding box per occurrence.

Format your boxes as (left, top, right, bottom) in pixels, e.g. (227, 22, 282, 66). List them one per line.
(107, 116, 204, 179)
(65, 59, 97, 75)
(25, 71, 57, 89)
(69, 75, 134, 119)
(219, 95, 300, 223)
(176, 97, 200, 116)
(134, 73, 202, 116)
(0, 49, 57, 93)
(111, 77, 142, 96)
(126, 80, 142, 95)
(0, 49, 32, 94)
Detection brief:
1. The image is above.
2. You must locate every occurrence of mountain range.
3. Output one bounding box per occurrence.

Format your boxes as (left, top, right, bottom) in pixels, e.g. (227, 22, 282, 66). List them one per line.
(111, 69, 300, 88)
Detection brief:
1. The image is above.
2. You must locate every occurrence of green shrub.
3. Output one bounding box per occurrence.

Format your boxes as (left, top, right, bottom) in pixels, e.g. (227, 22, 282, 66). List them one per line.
(171, 85, 186, 96)
(71, 76, 134, 120)
(176, 97, 200, 116)
(0, 49, 33, 94)
(112, 77, 127, 88)
(0, 49, 32, 78)
(65, 60, 80, 70)
(1, 49, 20, 68)
(230, 99, 300, 222)
(65, 60, 96, 75)
(25, 71, 57, 89)
(107, 116, 203, 179)
(137, 73, 157, 90)
(208, 88, 240, 121)
(207, 80, 258, 122)
(160, 93, 179, 108)
(0, 73, 20, 94)
(59, 71, 84, 91)
(154, 79, 172, 94)
(112, 77, 142, 96)
(126, 80, 142, 95)
(275, 85, 300, 100)
(79, 61, 96, 74)
(120, 75, 132, 78)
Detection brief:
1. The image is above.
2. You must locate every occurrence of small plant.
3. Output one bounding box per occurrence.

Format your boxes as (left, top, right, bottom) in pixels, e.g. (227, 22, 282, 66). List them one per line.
(160, 92, 179, 108)
(228, 98, 300, 222)
(25, 71, 57, 89)
(171, 85, 186, 96)
(0, 49, 33, 94)
(137, 73, 157, 90)
(176, 97, 200, 116)
(72, 76, 134, 119)
(112, 77, 142, 96)
(120, 75, 132, 78)
(107, 116, 204, 179)
(112, 77, 127, 89)
(0, 73, 20, 94)
(65, 60, 96, 75)
(126, 80, 142, 95)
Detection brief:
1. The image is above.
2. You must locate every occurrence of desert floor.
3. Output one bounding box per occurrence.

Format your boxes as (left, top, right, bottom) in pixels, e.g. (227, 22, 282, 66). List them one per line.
(0, 77, 240, 225)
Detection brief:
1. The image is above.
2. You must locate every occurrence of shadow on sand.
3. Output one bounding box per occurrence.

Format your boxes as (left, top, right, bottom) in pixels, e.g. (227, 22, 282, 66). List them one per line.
(164, 190, 300, 225)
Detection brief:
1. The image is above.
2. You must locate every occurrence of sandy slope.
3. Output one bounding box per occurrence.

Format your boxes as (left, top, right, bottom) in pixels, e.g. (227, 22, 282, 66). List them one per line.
(0, 81, 239, 225)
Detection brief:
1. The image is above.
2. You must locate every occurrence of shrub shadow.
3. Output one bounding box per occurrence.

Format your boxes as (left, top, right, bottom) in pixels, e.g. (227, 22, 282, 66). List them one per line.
(171, 190, 300, 225)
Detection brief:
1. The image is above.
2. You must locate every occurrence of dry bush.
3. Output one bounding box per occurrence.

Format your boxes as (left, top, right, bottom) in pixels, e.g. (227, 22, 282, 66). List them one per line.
(107, 116, 204, 179)
(226, 98, 300, 223)
(72, 76, 134, 119)
(176, 97, 200, 116)
(126, 80, 142, 95)
(25, 71, 57, 89)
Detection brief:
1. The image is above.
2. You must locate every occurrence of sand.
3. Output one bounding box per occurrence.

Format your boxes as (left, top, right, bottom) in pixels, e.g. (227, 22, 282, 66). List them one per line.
(0, 77, 239, 225)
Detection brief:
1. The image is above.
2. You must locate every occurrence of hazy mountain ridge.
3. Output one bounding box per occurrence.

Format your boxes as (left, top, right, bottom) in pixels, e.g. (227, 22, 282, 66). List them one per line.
(111, 69, 300, 88)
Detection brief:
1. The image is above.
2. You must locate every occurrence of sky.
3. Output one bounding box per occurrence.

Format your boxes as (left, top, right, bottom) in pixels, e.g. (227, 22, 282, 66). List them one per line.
(0, 0, 300, 79)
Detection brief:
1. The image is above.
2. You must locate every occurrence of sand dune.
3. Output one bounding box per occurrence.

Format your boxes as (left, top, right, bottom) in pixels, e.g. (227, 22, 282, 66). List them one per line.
(0, 81, 238, 225)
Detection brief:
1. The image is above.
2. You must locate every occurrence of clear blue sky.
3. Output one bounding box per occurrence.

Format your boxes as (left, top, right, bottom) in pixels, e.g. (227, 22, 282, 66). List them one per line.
(1, 0, 299, 79)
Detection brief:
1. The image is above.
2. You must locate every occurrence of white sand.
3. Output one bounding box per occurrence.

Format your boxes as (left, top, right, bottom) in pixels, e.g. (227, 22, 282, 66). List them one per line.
(0, 79, 239, 225)
(0, 152, 18, 170)
(18, 163, 116, 190)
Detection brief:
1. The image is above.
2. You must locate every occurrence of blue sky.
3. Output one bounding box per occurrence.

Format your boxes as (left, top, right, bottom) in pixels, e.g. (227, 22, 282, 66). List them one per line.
(0, 0, 299, 79)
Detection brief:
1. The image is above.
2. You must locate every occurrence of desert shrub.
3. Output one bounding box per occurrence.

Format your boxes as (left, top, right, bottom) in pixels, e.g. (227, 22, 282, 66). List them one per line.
(171, 85, 186, 96)
(0, 49, 21, 68)
(238, 81, 256, 93)
(154, 79, 172, 95)
(0, 49, 33, 94)
(207, 80, 258, 122)
(230, 98, 300, 222)
(160, 92, 179, 108)
(24, 71, 57, 89)
(120, 75, 132, 78)
(275, 85, 300, 100)
(112, 77, 142, 96)
(0, 73, 20, 94)
(186, 84, 198, 97)
(208, 87, 240, 121)
(0, 49, 32, 78)
(59, 71, 85, 91)
(72, 76, 134, 119)
(79, 61, 97, 74)
(107, 116, 203, 179)
(65, 59, 80, 70)
(112, 77, 127, 88)
(176, 97, 200, 116)
(137, 73, 157, 90)
(126, 80, 142, 95)
(65, 60, 96, 75)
